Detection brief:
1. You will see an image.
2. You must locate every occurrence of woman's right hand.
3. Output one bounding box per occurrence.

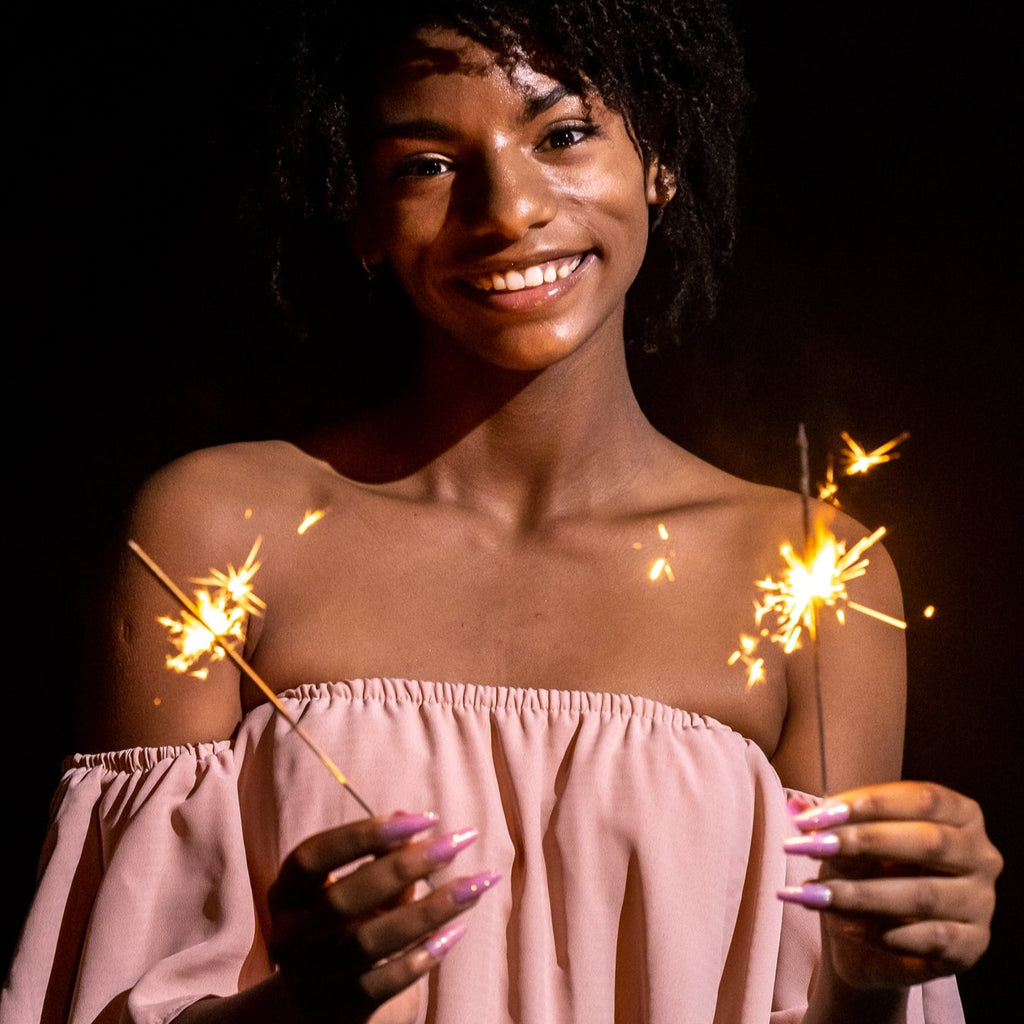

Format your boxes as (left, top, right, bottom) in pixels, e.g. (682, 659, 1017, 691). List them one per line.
(266, 811, 499, 1023)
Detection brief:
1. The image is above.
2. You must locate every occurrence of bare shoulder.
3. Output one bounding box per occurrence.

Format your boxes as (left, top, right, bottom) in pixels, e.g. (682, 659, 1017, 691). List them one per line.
(662, 442, 899, 585)
(80, 440, 349, 752)
(135, 440, 317, 525)
(691, 462, 907, 793)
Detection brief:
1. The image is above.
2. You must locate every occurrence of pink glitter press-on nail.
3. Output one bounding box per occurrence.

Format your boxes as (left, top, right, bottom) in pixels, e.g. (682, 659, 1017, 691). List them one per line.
(424, 921, 468, 960)
(424, 828, 479, 866)
(792, 801, 851, 830)
(783, 831, 841, 857)
(380, 812, 439, 843)
(777, 883, 834, 909)
(451, 870, 502, 906)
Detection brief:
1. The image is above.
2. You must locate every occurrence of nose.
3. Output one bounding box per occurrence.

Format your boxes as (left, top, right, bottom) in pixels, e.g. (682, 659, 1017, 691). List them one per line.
(458, 144, 556, 239)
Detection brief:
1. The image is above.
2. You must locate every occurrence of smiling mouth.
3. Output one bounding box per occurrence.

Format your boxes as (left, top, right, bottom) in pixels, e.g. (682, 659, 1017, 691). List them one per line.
(467, 255, 585, 293)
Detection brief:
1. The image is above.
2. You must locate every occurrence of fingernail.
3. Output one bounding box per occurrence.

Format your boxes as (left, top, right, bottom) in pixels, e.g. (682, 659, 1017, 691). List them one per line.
(451, 870, 501, 906)
(380, 812, 439, 843)
(792, 801, 850, 830)
(777, 883, 833, 909)
(784, 831, 841, 856)
(424, 921, 467, 960)
(424, 828, 479, 865)
(787, 795, 814, 817)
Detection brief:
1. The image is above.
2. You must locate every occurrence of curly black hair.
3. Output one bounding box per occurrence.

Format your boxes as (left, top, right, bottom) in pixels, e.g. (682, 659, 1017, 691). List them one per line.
(256, 0, 748, 370)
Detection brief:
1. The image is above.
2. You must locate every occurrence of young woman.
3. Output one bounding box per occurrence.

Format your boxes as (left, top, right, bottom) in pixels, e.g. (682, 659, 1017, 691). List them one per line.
(2, 3, 1000, 1022)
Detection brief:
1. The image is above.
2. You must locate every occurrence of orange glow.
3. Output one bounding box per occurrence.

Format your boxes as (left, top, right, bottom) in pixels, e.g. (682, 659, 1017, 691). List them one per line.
(298, 510, 327, 534)
(156, 537, 263, 677)
(645, 523, 676, 581)
(728, 634, 767, 688)
(840, 430, 910, 476)
(730, 521, 906, 685)
(130, 539, 376, 816)
(817, 457, 841, 506)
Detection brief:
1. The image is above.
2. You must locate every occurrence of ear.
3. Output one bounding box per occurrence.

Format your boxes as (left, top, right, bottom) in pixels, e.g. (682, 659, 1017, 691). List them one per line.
(645, 161, 677, 208)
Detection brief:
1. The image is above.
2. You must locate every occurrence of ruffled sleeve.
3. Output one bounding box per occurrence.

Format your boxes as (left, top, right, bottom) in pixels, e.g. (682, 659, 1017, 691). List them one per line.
(1, 743, 268, 1024)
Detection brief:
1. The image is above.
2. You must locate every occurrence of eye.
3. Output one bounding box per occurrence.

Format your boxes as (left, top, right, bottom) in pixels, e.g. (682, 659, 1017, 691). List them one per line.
(541, 123, 598, 151)
(396, 154, 453, 179)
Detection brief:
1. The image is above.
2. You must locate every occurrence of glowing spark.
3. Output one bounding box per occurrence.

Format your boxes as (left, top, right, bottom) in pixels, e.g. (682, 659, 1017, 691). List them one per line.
(840, 430, 910, 476)
(817, 457, 841, 507)
(190, 537, 266, 618)
(923, 605, 936, 619)
(130, 539, 375, 817)
(157, 586, 247, 677)
(645, 523, 676, 581)
(728, 633, 767, 688)
(298, 509, 327, 535)
(752, 523, 906, 655)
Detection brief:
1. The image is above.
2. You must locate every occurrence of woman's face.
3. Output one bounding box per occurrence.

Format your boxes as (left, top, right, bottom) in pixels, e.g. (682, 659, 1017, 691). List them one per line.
(355, 28, 665, 372)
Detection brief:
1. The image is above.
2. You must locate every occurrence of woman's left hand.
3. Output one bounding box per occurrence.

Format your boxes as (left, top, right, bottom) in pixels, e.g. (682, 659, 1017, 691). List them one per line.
(780, 780, 1002, 991)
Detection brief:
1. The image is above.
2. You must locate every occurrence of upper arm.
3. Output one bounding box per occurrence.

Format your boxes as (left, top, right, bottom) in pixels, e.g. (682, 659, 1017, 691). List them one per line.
(770, 511, 908, 796)
(77, 450, 260, 753)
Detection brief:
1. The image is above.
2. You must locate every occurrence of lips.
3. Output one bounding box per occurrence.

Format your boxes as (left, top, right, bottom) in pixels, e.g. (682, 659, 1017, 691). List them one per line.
(466, 254, 584, 293)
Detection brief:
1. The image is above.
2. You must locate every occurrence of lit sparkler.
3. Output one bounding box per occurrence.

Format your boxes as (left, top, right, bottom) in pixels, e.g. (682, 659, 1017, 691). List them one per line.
(130, 538, 374, 815)
(730, 425, 908, 792)
(752, 522, 906, 654)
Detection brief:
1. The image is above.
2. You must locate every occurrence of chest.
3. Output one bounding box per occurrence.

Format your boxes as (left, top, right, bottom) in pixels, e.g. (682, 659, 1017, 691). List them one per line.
(246, 505, 791, 755)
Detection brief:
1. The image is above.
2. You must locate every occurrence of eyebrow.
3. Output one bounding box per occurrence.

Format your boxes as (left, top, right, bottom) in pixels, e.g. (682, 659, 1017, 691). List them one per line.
(374, 118, 457, 142)
(523, 84, 575, 121)
(373, 84, 580, 142)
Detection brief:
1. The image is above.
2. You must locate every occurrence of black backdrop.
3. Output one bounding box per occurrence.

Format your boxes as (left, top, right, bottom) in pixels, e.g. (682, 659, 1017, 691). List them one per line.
(6, 3, 1020, 1018)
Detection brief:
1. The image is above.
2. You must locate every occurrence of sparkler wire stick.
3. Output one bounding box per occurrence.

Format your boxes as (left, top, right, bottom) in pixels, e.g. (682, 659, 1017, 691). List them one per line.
(128, 539, 375, 816)
(796, 424, 829, 794)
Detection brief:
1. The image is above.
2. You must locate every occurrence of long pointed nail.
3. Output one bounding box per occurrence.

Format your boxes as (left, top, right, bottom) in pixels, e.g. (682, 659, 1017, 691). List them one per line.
(380, 812, 439, 843)
(787, 795, 814, 817)
(451, 870, 501, 906)
(424, 921, 468, 960)
(777, 883, 833, 909)
(784, 832, 841, 856)
(424, 828, 479, 865)
(792, 802, 850, 830)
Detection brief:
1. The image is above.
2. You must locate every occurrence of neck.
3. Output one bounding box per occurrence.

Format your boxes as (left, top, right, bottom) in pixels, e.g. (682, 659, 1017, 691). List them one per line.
(307, 319, 667, 529)
(416, 340, 654, 528)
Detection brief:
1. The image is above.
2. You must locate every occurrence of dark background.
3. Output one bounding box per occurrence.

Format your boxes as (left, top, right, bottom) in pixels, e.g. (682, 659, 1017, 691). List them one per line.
(6, 2, 1020, 1018)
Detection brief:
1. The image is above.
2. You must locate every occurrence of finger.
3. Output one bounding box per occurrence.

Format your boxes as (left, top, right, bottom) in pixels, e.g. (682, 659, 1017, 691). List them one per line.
(787, 819, 971, 874)
(778, 872, 978, 921)
(356, 870, 501, 962)
(359, 921, 468, 1005)
(880, 918, 992, 973)
(792, 781, 980, 831)
(324, 828, 480, 919)
(271, 811, 440, 908)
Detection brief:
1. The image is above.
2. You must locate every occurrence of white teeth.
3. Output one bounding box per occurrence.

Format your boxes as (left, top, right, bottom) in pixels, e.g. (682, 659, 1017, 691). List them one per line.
(472, 255, 582, 293)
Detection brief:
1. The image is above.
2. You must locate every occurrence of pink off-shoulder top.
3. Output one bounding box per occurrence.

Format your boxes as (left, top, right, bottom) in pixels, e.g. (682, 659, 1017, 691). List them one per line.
(1, 679, 964, 1023)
